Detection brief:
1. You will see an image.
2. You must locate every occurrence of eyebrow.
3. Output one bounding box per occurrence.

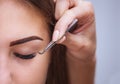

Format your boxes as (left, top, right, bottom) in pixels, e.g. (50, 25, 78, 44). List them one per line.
(10, 36, 43, 47)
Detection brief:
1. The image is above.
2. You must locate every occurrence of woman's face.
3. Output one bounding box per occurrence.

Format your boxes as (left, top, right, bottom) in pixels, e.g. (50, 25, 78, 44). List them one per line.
(0, 1, 51, 84)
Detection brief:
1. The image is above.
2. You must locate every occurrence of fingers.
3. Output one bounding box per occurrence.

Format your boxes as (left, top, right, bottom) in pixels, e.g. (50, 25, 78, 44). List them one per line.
(55, 0, 81, 19)
(52, 9, 76, 41)
(55, 0, 70, 19)
(62, 22, 96, 49)
(62, 32, 87, 50)
(53, 1, 95, 42)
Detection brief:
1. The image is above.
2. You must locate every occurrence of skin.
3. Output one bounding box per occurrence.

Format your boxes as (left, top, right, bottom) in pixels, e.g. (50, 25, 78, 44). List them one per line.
(53, 0, 96, 84)
(0, 0, 96, 84)
(0, 0, 51, 84)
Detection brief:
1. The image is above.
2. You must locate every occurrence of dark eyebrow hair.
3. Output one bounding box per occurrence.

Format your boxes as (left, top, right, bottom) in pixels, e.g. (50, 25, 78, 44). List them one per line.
(10, 36, 43, 47)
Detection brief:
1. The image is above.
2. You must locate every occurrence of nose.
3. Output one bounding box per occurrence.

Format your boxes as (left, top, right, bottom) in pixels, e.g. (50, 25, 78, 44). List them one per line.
(0, 55, 12, 84)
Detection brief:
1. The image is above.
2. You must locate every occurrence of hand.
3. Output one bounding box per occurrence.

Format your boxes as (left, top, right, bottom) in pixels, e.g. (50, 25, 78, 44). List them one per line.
(53, 0, 96, 61)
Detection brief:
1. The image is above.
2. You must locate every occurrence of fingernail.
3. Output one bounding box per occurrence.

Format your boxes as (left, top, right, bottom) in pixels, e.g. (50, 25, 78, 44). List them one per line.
(52, 30, 60, 41)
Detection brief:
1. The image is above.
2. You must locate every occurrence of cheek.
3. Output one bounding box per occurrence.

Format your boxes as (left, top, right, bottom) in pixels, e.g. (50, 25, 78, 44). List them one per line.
(11, 52, 51, 84)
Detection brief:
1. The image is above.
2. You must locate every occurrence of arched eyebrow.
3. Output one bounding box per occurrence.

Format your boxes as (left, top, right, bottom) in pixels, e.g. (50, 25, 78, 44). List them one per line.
(10, 36, 43, 47)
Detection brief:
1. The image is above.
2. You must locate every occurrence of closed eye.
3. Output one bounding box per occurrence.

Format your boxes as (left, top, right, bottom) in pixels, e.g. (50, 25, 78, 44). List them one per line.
(14, 52, 37, 59)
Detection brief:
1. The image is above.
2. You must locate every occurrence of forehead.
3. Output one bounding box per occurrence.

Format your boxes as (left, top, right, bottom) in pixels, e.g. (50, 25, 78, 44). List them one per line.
(0, 0, 49, 44)
(0, 0, 45, 23)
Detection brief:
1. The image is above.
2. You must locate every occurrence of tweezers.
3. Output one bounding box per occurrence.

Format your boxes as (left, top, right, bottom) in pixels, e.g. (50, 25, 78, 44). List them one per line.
(38, 19, 78, 54)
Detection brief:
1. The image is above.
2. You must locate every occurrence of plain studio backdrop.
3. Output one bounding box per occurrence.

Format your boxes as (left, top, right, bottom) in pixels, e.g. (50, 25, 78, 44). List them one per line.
(89, 0, 120, 84)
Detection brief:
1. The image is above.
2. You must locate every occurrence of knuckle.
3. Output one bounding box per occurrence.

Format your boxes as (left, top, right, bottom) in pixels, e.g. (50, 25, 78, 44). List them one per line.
(88, 3, 94, 13)
(85, 41, 92, 48)
(82, 40, 91, 49)
(73, 39, 92, 53)
(86, 1, 93, 8)
(84, 1, 94, 14)
(83, 2, 95, 23)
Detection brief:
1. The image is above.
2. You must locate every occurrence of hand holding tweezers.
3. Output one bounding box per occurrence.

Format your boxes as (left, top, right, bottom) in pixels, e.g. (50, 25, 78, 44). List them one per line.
(38, 19, 78, 54)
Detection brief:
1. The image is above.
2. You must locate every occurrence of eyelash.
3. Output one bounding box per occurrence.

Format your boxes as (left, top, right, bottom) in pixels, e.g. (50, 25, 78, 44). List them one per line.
(14, 52, 37, 59)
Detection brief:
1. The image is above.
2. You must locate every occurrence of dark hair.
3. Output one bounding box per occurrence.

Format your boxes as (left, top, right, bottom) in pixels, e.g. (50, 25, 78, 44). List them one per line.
(24, 0, 69, 84)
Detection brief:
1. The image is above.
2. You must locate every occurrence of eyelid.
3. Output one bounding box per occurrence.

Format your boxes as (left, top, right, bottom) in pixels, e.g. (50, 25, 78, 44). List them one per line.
(11, 42, 43, 55)
(14, 52, 37, 59)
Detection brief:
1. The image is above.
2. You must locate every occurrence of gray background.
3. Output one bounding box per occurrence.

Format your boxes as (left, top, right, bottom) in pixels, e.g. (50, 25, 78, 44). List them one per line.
(89, 0, 120, 84)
